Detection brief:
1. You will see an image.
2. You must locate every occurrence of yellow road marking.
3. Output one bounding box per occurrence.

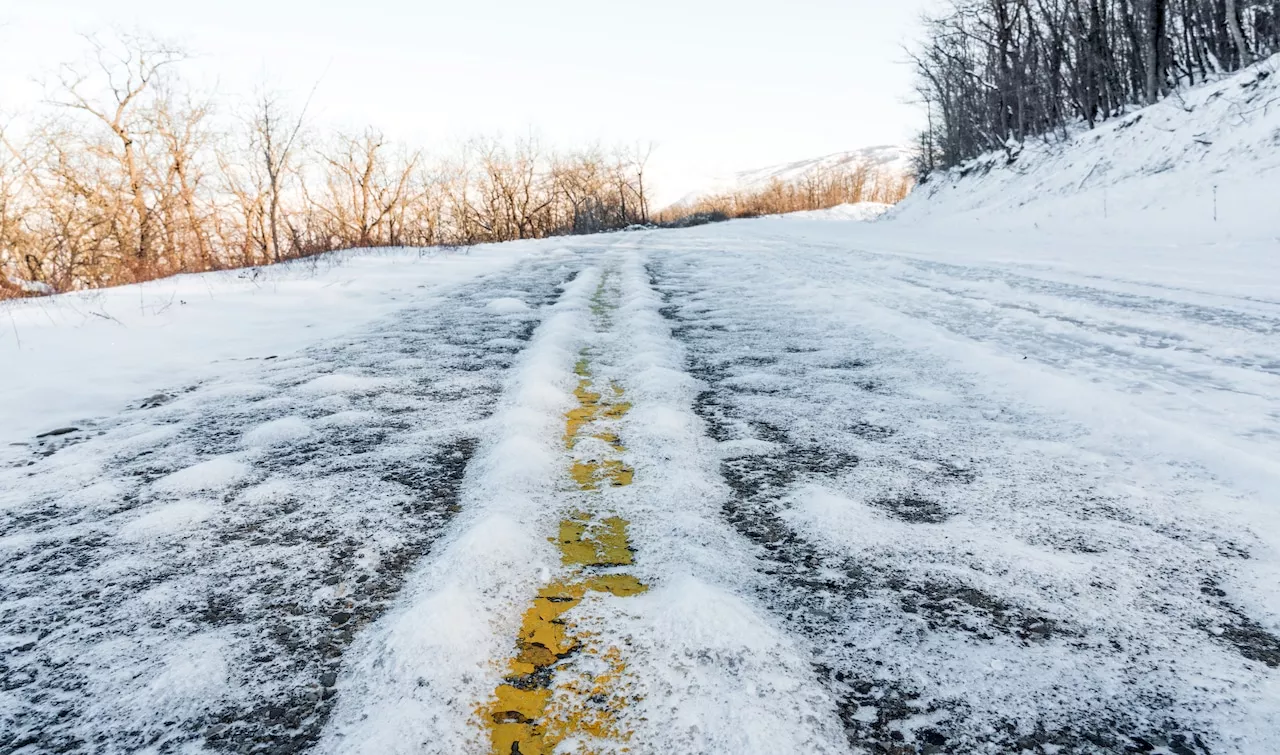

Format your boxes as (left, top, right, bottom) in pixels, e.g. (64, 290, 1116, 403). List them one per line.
(558, 514, 635, 567)
(569, 460, 634, 491)
(481, 277, 646, 755)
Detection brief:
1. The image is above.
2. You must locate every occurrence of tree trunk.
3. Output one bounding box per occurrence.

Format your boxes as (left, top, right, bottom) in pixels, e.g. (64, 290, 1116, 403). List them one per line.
(117, 130, 151, 262)
(1145, 0, 1168, 104)
(269, 187, 282, 263)
(1226, 0, 1252, 65)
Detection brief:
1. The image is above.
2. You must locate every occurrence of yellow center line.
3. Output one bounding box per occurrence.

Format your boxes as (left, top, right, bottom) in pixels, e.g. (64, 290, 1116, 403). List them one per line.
(480, 273, 645, 755)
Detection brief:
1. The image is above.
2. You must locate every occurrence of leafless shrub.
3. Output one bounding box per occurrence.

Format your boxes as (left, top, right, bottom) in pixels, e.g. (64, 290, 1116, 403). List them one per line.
(657, 162, 914, 225)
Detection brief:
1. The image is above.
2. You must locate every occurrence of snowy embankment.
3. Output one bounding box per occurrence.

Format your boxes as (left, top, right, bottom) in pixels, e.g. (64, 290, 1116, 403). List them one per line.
(888, 54, 1280, 246)
(0, 244, 557, 445)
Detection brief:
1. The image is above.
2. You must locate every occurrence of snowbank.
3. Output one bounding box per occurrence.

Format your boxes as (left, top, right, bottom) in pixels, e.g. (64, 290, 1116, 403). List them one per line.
(887, 54, 1280, 246)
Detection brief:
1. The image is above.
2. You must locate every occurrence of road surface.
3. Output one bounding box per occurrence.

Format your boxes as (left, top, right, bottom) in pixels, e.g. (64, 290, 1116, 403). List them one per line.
(3, 227, 1278, 754)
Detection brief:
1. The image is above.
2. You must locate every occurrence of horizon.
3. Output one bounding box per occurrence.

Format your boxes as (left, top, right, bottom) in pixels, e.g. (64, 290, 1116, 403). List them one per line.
(0, 0, 936, 205)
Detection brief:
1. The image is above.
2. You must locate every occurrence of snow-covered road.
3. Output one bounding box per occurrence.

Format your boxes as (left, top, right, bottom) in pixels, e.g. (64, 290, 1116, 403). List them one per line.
(3, 222, 1278, 754)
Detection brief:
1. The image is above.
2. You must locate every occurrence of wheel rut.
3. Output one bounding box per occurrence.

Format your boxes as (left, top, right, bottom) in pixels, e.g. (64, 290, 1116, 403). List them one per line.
(0, 260, 577, 754)
(644, 256, 1256, 755)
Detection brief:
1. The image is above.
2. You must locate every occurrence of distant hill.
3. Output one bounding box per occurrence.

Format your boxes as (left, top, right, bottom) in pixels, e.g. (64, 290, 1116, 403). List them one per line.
(675, 145, 914, 207)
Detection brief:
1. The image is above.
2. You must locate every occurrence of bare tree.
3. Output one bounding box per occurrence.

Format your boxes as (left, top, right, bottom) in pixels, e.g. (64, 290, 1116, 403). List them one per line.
(0, 123, 31, 294)
(611, 143, 655, 226)
(661, 159, 911, 222)
(1, 33, 663, 299)
(152, 88, 215, 270)
(1226, 0, 1253, 65)
(49, 33, 186, 267)
(1146, 0, 1169, 104)
(910, 0, 1280, 175)
(250, 89, 311, 262)
(552, 147, 608, 234)
(315, 128, 422, 247)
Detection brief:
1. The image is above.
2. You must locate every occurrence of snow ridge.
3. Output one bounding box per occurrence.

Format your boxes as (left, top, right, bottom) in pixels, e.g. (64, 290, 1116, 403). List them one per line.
(317, 266, 598, 754)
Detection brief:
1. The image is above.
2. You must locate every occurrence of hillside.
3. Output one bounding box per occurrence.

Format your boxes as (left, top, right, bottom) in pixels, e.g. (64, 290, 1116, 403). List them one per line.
(886, 54, 1280, 246)
(675, 145, 912, 206)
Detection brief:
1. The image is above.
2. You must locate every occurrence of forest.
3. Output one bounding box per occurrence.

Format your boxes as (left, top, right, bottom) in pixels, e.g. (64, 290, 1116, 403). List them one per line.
(912, 0, 1280, 173)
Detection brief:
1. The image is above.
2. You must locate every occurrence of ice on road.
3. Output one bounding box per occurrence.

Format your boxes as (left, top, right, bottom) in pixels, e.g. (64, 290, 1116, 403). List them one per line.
(2, 221, 1278, 754)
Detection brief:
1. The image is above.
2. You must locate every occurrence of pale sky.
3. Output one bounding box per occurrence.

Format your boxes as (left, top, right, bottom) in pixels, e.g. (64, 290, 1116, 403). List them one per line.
(0, 0, 934, 204)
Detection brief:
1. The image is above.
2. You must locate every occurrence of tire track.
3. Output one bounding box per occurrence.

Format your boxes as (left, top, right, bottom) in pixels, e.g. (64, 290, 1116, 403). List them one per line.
(0, 260, 577, 754)
(644, 253, 1272, 755)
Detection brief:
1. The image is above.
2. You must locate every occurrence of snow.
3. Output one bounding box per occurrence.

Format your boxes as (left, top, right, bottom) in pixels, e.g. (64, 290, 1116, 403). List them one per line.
(317, 266, 597, 754)
(890, 54, 1280, 247)
(0, 243, 560, 446)
(602, 251, 850, 752)
(620, 575, 846, 753)
(139, 632, 234, 714)
(152, 456, 251, 494)
(485, 296, 530, 314)
(641, 221, 1280, 750)
(782, 201, 892, 221)
(298, 374, 393, 396)
(7, 278, 55, 296)
(242, 416, 315, 447)
(119, 500, 216, 540)
(0, 249, 578, 750)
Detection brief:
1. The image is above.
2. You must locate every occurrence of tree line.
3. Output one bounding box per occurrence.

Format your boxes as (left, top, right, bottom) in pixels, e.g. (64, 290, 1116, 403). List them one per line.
(911, 0, 1280, 174)
(658, 162, 913, 225)
(0, 34, 654, 299)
